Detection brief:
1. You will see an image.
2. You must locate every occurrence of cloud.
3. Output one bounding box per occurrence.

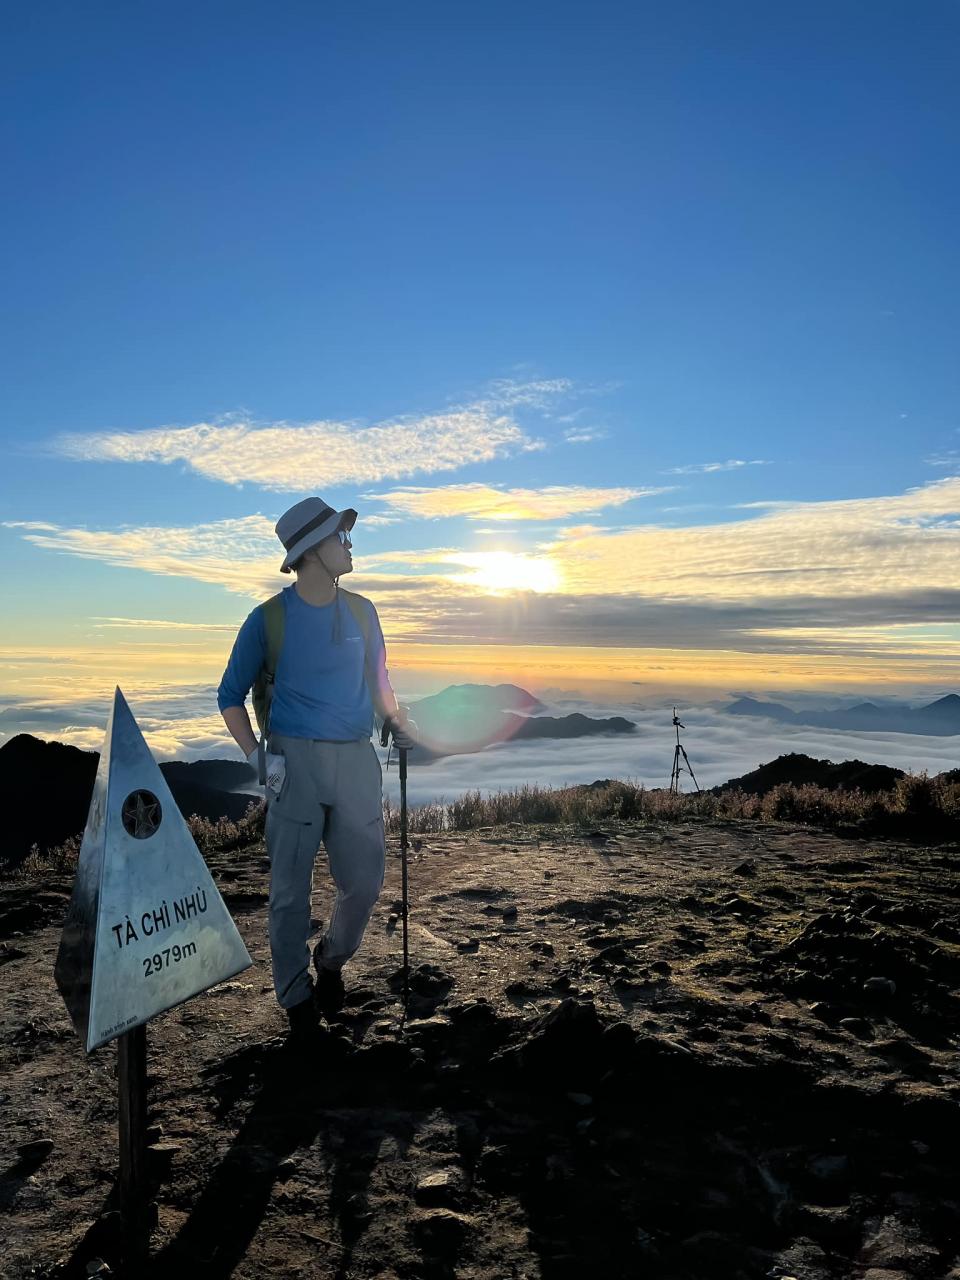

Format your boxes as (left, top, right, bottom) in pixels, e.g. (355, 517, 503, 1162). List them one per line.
(563, 428, 609, 444)
(924, 452, 960, 469)
(385, 702, 960, 806)
(363, 483, 666, 521)
(53, 411, 541, 492)
(7, 477, 960, 667)
(663, 459, 772, 475)
(536, 475, 960, 603)
(89, 617, 239, 632)
(479, 378, 574, 409)
(4, 686, 957, 802)
(4, 514, 281, 598)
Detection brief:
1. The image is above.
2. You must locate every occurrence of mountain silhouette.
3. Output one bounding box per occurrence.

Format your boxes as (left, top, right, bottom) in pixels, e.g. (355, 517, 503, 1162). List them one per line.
(711, 752, 905, 796)
(405, 685, 634, 761)
(724, 693, 960, 736)
(0, 734, 258, 868)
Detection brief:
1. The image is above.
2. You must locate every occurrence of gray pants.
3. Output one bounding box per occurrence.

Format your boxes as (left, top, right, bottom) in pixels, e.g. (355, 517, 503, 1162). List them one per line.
(265, 734, 385, 1009)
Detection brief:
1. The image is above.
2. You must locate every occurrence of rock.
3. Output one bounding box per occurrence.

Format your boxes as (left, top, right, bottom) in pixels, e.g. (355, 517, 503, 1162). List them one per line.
(277, 1158, 298, 1179)
(456, 939, 480, 953)
(807, 1153, 850, 1182)
(414, 1169, 466, 1208)
(565, 1092, 593, 1107)
(872, 1038, 930, 1065)
(863, 977, 897, 997)
(502, 905, 518, 922)
(766, 1236, 833, 1280)
(85, 1260, 112, 1277)
(733, 860, 757, 876)
(860, 1271, 915, 1280)
(476, 1144, 514, 1188)
(858, 1214, 940, 1270)
(17, 1138, 54, 1162)
(407, 964, 454, 997)
(406, 993, 440, 1020)
(146, 1141, 182, 1173)
(411, 1209, 473, 1255)
(403, 1015, 452, 1050)
(839, 1017, 874, 1038)
(650, 960, 671, 975)
(791, 1204, 852, 1244)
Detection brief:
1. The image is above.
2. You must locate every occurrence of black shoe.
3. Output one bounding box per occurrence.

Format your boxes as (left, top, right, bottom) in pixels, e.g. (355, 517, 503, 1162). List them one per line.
(285, 994, 321, 1041)
(313, 965, 346, 1020)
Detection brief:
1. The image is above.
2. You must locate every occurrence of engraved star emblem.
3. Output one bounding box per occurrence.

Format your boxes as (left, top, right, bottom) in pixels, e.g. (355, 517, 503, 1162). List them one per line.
(121, 790, 162, 839)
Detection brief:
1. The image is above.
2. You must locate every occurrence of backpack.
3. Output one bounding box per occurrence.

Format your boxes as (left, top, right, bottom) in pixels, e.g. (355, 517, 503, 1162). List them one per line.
(251, 587, 373, 738)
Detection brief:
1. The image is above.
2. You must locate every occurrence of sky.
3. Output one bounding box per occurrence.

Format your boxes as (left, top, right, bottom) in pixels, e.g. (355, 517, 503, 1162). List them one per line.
(2, 2, 959, 778)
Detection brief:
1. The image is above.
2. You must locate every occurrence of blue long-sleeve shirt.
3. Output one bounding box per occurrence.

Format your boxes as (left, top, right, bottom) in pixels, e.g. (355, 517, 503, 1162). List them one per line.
(217, 585, 397, 741)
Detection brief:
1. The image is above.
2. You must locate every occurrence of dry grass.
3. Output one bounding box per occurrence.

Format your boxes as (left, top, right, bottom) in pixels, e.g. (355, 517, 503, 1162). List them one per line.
(12, 772, 960, 880)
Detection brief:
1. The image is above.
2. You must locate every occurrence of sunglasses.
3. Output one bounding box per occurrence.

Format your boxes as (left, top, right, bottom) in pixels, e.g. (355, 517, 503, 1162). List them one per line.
(336, 529, 352, 548)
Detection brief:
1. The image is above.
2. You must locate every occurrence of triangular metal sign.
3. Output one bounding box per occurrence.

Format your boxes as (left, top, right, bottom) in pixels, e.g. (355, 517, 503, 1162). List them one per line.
(55, 687, 252, 1052)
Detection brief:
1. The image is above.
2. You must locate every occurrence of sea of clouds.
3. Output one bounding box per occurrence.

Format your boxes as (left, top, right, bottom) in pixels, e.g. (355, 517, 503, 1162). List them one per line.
(1, 685, 957, 810)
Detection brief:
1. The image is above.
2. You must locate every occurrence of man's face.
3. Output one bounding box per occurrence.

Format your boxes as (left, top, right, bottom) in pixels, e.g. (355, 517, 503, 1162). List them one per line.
(313, 528, 353, 576)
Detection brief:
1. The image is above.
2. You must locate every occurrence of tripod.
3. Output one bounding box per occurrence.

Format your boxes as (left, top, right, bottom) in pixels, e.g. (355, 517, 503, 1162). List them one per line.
(669, 707, 701, 794)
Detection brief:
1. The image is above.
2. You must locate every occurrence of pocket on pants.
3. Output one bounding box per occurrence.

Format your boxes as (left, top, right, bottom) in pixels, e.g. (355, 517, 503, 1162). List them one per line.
(268, 739, 315, 824)
(349, 742, 384, 825)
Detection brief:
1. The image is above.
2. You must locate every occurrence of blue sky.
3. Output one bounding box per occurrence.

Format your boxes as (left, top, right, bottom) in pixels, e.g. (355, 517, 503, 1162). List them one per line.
(2, 2, 960, 759)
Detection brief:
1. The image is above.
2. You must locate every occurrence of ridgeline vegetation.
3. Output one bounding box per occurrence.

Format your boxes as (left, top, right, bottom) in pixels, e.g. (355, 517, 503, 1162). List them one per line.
(16, 770, 960, 880)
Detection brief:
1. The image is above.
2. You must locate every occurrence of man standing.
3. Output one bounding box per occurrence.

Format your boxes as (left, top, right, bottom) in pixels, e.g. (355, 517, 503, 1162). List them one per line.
(218, 497, 415, 1038)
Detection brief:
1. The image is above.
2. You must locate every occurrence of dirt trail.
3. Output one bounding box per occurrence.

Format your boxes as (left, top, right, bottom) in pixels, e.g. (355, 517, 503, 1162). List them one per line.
(2, 817, 959, 1279)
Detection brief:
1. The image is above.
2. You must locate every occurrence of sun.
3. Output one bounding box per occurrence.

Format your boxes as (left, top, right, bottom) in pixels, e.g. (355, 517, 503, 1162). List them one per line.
(454, 551, 563, 594)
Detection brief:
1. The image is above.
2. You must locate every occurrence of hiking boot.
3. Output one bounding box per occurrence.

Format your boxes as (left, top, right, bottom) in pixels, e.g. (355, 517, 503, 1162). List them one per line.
(314, 965, 346, 1019)
(314, 965, 346, 1020)
(285, 994, 321, 1042)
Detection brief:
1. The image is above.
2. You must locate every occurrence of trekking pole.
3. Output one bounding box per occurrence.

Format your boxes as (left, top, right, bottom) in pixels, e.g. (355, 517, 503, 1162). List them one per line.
(381, 716, 412, 1027)
(399, 744, 410, 1026)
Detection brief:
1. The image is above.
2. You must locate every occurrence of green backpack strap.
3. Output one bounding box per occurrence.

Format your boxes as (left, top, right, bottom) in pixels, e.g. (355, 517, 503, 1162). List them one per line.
(338, 587, 372, 650)
(252, 593, 285, 739)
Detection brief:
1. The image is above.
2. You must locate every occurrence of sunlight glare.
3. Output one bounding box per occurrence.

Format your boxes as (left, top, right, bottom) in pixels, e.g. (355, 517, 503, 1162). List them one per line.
(454, 551, 562, 594)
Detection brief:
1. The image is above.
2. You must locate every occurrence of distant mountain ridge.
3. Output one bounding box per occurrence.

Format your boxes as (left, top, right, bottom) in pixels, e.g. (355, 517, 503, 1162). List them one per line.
(0, 734, 257, 867)
(0, 684, 639, 862)
(711, 752, 906, 797)
(405, 684, 636, 763)
(724, 693, 960, 736)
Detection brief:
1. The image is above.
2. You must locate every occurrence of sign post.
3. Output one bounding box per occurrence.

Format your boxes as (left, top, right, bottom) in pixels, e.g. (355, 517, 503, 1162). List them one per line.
(55, 687, 253, 1263)
(117, 1024, 149, 1263)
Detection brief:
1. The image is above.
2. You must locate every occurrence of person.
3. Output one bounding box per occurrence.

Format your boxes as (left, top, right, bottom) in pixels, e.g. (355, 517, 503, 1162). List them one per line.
(217, 496, 415, 1039)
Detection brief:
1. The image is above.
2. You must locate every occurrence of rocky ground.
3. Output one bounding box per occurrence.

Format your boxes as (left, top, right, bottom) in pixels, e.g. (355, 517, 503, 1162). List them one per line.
(2, 816, 960, 1280)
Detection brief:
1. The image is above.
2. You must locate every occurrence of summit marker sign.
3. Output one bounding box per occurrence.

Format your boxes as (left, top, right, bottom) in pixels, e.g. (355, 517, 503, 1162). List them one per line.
(55, 687, 252, 1052)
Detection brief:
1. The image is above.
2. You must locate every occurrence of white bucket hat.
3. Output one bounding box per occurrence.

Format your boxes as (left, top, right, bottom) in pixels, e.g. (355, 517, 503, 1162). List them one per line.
(276, 496, 358, 573)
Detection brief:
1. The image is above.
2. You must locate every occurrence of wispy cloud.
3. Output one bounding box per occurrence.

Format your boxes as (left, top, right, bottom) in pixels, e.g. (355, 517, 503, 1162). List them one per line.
(539, 476, 960, 602)
(53, 411, 542, 492)
(664, 459, 772, 475)
(4, 515, 281, 597)
(563, 428, 609, 444)
(924, 451, 960, 469)
(89, 617, 239, 632)
(364, 483, 666, 521)
(479, 377, 574, 409)
(7, 478, 960, 668)
(44, 377, 609, 494)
